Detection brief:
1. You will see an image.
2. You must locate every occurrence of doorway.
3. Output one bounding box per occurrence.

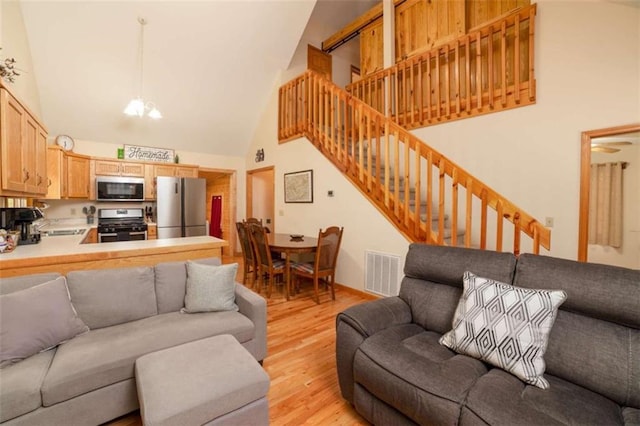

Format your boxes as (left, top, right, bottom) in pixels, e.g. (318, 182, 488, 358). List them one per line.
(246, 166, 275, 232)
(199, 168, 236, 257)
(578, 123, 640, 266)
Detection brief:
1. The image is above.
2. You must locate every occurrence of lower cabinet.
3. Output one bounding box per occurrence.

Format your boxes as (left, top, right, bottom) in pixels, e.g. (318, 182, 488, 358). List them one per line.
(81, 228, 98, 244)
(147, 224, 157, 240)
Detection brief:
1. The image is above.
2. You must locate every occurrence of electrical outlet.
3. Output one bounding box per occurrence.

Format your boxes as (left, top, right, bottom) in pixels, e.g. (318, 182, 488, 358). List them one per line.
(545, 217, 554, 228)
(279, 210, 284, 216)
(70, 208, 76, 215)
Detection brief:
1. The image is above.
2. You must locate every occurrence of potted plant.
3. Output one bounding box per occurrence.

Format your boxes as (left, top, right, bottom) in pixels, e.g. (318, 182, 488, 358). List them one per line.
(0, 48, 20, 83)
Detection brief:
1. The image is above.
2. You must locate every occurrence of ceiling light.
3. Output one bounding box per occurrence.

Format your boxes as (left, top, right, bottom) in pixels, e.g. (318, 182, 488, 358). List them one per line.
(123, 17, 161, 119)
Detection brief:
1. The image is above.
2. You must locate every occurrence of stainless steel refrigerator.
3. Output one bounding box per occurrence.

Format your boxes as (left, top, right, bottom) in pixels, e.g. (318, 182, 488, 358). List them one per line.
(156, 176, 207, 239)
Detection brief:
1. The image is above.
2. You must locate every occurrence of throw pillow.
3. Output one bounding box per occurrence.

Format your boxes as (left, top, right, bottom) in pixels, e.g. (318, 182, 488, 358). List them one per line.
(0, 276, 89, 368)
(439, 271, 567, 389)
(182, 262, 239, 313)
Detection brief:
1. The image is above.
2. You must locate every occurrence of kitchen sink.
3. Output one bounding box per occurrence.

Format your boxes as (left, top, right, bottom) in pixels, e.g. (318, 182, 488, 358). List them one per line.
(43, 229, 87, 236)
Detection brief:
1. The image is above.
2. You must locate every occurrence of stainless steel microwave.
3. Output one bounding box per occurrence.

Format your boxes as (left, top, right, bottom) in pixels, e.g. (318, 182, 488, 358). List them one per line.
(96, 176, 145, 202)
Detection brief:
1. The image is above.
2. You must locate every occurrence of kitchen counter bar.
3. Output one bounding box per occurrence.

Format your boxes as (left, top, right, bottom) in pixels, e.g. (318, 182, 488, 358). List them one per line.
(0, 235, 228, 278)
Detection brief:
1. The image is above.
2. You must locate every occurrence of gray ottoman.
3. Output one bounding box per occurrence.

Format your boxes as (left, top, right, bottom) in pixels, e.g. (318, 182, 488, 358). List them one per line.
(135, 335, 270, 426)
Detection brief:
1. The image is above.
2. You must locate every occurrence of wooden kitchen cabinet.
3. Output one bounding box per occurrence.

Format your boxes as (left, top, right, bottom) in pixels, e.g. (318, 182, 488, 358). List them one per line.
(66, 154, 90, 198)
(94, 159, 145, 177)
(45, 147, 90, 199)
(154, 164, 176, 177)
(147, 224, 157, 240)
(154, 164, 199, 178)
(45, 146, 68, 199)
(81, 228, 98, 244)
(143, 163, 199, 200)
(0, 83, 48, 196)
(175, 166, 199, 178)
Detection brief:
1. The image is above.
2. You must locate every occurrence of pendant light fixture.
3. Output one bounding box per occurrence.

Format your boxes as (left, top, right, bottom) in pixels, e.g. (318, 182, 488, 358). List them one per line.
(123, 17, 162, 119)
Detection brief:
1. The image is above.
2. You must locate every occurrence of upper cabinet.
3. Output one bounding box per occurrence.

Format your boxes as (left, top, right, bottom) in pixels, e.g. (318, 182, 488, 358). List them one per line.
(66, 153, 90, 198)
(45, 146, 91, 199)
(0, 83, 48, 196)
(143, 163, 199, 200)
(94, 159, 145, 177)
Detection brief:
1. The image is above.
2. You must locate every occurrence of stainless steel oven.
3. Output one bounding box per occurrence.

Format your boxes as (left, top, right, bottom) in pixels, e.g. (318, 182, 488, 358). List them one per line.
(98, 230, 147, 243)
(97, 208, 148, 243)
(96, 176, 145, 202)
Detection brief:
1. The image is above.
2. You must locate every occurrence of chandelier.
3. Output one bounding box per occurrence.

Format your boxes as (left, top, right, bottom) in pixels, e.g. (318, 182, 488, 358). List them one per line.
(123, 17, 162, 119)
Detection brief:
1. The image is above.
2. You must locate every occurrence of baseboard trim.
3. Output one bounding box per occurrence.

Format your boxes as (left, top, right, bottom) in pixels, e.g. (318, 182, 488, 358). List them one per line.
(335, 283, 381, 300)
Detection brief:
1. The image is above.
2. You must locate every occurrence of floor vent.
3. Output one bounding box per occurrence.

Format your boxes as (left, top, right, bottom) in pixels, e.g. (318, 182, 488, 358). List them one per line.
(364, 250, 402, 297)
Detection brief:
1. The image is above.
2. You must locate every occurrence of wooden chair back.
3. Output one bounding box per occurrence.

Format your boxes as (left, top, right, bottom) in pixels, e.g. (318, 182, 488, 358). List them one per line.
(235, 222, 254, 264)
(248, 222, 275, 269)
(315, 226, 343, 273)
(245, 217, 263, 226)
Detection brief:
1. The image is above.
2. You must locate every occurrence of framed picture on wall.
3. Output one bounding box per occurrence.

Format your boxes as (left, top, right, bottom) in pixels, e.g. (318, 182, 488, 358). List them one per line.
(284, 170, 313, 203)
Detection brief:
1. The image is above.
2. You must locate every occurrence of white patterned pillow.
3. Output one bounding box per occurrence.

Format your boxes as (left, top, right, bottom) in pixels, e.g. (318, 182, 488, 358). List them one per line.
(439, 271, 567, 389)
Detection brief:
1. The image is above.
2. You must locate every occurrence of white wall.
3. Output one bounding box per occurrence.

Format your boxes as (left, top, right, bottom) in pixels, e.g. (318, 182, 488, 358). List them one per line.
(1, 1, 41, 116)
(246, 0, 640, 292)
(409, 0, 640, 261)
(588, 145, 640, 269)
(247, 76, 410, 293)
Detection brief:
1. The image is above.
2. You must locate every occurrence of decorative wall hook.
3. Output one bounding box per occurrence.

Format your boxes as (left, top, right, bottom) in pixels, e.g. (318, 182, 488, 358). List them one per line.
(255, 148, 265, 163)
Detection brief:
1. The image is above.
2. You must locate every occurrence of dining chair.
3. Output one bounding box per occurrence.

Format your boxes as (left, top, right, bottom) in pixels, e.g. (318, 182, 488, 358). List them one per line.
(235, 222, 257, 288)
(244, 217, 262, 226)
(248, 222, 285, 298)
(290, 226, 344, 304)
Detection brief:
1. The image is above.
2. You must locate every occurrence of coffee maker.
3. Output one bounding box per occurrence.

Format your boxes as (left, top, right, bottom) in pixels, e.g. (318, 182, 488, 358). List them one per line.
(0, 208, 43, 245)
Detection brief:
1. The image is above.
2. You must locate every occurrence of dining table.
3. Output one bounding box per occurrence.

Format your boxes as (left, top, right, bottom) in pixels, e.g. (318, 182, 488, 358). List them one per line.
(267, 233, 320, 300)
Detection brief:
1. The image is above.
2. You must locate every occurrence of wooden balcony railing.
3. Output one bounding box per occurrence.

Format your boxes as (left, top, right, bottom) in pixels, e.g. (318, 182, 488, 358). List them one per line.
(279, 69, 550, 255)
(346, 4, 537, 129)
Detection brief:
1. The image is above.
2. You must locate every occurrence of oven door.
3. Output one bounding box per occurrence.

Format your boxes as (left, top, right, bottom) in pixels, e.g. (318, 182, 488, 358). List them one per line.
(99, 231, 147, 243)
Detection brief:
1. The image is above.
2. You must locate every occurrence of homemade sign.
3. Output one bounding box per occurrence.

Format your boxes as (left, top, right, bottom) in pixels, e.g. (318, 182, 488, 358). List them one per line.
(124, 145, 175, 163)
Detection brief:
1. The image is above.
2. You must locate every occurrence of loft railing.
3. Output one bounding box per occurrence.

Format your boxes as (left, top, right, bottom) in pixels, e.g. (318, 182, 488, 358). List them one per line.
(346, 5, 537, 129)
(279, 69, 550, 255)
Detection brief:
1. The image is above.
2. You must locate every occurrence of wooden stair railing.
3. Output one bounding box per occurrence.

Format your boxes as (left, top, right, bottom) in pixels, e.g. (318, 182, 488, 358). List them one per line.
(346, 4, 537, 130)
(279, 70, 550, 255)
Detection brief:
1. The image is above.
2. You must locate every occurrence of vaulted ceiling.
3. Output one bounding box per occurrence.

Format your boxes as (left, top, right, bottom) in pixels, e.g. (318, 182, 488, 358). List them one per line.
(17, 0, 380, 159)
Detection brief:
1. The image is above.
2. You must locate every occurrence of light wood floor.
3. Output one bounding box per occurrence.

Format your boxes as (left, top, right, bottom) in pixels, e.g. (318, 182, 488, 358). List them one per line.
(108, 257, 371, 426)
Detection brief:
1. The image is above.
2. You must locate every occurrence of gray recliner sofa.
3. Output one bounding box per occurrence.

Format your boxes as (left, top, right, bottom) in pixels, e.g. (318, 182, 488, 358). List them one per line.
(336, 243, 640, 425)
(0, 258, 267, 425)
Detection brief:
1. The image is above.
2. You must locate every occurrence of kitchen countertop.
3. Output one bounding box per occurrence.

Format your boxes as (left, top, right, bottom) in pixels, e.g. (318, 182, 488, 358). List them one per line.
(0, 223, 226, 262)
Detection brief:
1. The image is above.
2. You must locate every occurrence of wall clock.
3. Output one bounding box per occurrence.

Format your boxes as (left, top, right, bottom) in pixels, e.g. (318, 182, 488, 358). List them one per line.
(55, 134, 75, 151)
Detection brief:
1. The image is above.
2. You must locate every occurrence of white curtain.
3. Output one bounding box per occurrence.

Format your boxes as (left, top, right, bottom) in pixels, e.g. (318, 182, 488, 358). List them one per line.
(589, 162, 624, 247)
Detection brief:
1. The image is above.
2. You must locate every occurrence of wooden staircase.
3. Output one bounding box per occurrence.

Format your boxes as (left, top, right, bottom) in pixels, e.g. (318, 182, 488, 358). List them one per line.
(279, 69, 550, 255)
(278, 5, 548, 255)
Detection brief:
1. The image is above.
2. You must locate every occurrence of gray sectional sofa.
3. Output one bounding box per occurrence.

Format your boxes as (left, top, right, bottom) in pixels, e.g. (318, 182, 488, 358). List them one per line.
(336, 244, 640, 425)
(0, 258, 267, 425)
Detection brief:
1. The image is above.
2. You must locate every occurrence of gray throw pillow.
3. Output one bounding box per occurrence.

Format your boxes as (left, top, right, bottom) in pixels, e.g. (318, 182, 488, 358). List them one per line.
(0, 277, 89, 368)
(182, 262, 239, 313)
(439, 271, 567, 389)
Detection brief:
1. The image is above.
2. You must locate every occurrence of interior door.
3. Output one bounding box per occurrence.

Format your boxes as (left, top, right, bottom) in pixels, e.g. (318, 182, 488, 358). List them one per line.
(247, 166, 275, 231)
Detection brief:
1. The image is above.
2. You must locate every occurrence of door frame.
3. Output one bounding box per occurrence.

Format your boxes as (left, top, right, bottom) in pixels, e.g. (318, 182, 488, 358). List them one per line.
(246, 166, 275, 231)
(199, 167, 237, 256)
(577, 123, 640, 261)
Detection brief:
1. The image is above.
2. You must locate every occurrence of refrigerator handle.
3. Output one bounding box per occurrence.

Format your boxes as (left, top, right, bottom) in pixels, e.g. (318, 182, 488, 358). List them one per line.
(175, 182, 179, 194)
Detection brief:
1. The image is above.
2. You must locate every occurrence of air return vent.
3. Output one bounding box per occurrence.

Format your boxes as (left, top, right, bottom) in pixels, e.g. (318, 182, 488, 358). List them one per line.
(364, 250, 402, 297)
